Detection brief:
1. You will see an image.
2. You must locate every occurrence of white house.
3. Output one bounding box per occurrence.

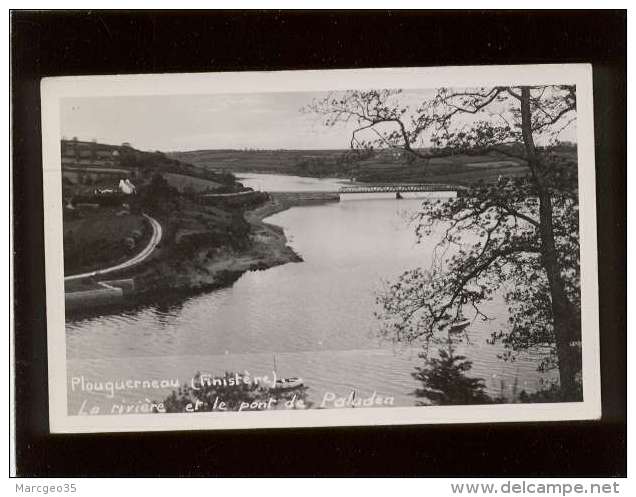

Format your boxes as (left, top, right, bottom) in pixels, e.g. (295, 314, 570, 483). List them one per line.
(119, 178, 136, 194)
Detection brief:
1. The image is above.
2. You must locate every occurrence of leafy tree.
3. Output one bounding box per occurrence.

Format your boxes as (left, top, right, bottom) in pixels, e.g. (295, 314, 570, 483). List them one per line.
(413, 341, 492, 405)
(136, 172, 180, 216)
(308, 86, 582, 400)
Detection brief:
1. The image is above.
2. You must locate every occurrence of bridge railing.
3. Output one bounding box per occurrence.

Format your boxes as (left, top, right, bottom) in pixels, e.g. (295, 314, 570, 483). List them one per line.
(338, 183, 465, 193)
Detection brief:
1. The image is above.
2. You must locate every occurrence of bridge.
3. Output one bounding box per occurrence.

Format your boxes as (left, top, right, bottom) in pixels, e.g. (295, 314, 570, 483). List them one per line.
(268, 183, 464, 206)
(338, 183, 467, 194)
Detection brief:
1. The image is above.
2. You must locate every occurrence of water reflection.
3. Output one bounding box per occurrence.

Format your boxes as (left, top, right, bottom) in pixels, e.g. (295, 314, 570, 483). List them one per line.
(237, 172, 350, 192)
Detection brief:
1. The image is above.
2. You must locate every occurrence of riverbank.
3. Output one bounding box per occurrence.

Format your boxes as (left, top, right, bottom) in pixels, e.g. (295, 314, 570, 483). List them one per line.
(65, 194, 336, 317)
(199, 195, 305, 280)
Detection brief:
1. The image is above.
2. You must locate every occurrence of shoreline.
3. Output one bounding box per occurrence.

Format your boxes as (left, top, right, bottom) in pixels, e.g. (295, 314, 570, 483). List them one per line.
(64, 194, 337, 318)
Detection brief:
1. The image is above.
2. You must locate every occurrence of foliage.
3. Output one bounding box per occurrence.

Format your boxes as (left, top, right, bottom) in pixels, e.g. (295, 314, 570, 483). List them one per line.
(160, 372, 311, 413)
(308, 85, 583, 400)
(135, 173, 181, 216)
(517, 382, 581, 403)
(413, 343, 577, 405)
(376, 172, 579, 373)
(412, 344, 492, 405)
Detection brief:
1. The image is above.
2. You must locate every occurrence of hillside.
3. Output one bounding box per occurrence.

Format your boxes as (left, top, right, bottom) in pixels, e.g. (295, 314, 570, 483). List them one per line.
(61, 140, 306, 314)
(61, 139, 239, 197)
(167, 148, 542, 185)
(62, 141, 253, 276)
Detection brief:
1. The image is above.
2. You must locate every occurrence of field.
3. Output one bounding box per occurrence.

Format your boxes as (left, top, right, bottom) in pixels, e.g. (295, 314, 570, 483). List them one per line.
(163, 172, 223, 193)
(464, 160, 521, 169)
(169, 149, 339, 174)
(63, 208, 150, 276)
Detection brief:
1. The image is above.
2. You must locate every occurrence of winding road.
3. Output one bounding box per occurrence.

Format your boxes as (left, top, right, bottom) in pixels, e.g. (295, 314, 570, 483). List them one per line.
(64, 214, 163, 282)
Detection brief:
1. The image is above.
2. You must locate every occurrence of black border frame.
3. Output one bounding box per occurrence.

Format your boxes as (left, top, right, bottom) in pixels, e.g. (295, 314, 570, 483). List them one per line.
(11, 10, 626, 477)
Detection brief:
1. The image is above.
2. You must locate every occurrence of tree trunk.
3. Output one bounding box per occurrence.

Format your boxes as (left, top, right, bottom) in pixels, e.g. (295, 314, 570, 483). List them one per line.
(538, 189, 582, 400)
(519, 87, 581, 400)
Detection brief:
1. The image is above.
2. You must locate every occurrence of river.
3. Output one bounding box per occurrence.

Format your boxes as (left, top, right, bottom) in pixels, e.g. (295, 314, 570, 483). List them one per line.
(66, 173, 552, 414)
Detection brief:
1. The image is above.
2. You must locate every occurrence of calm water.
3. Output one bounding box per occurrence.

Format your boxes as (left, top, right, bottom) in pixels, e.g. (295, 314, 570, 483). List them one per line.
(66, 173, 551, 414)
(237, 172, 352, 192)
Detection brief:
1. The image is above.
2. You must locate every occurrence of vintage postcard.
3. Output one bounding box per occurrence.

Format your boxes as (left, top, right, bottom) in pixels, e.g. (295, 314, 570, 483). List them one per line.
(41, 65, 601, 433)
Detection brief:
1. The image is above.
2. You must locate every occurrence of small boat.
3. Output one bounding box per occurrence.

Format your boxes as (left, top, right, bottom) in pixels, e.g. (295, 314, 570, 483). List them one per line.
(449, 305, 470, 333)
(449, 318, 471, 333)
(273, 377, 304, 390)
(271, 354, 303, 390)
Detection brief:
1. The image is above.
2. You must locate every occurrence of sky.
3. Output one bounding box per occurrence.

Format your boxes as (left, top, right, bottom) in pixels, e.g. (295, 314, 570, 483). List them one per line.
(60, 89, 576, 152)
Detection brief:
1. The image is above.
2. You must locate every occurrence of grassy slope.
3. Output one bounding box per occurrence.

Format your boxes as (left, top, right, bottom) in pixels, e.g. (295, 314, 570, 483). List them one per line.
(162, 172, 223, 193)
(63, 208, 150, 276)
(62, 139, 238, 195)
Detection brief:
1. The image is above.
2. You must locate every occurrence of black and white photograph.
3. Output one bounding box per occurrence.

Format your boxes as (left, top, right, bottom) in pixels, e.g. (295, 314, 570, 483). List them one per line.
(40, 65, 601, 433)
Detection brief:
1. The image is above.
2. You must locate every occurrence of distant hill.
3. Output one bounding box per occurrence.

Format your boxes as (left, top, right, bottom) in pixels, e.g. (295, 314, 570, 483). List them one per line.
(168, 149, 346, 175)
(168, 147, 540, 185)
(61, 139, 239, 193)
